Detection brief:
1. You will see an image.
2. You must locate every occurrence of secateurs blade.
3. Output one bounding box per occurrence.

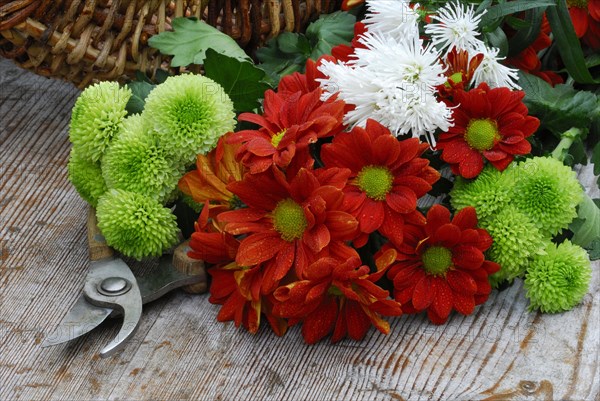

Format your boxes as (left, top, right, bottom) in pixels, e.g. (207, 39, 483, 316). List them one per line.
(41, 209, 206, 358)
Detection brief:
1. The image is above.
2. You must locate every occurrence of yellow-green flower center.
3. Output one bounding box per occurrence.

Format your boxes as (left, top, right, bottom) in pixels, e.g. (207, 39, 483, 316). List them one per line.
(273, 198, 307, 241)
(271, 130, 286, 147)
(422, 246, 453, 276)
(465, 119, 500, 151)
(449, 72, 464, 85)
(357, 166, 394, 201)
(567, 0, 588, 8)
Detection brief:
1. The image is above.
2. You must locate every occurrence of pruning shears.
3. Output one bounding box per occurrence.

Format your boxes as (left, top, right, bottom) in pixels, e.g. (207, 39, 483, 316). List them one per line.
(42, 209, 206, 358)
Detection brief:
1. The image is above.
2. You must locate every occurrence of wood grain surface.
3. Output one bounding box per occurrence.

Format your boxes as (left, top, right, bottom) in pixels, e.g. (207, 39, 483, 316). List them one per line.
(0, 58, 598, 401)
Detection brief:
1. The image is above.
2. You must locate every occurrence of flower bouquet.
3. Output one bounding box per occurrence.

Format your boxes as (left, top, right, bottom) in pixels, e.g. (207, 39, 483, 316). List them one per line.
(66, 0, 599, 345)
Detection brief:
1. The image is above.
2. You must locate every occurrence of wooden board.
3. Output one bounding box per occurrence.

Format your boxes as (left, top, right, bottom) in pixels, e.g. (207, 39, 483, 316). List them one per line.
(0, 58, 598, 401)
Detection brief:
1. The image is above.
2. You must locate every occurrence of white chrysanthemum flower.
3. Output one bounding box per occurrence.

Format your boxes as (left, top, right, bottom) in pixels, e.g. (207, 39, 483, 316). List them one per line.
(471, 45, 521, 89)
(318, 60, 453, 144)
(354, 31, 447, 90)
(363, 0, 420, 41)
(319, 60, 386, 127)
(425, 0, 485, 54)
(384, 90, 453, 145)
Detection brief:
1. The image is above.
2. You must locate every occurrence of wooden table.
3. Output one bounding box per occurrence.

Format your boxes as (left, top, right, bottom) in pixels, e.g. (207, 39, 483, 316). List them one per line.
(1, 58, 598, 401)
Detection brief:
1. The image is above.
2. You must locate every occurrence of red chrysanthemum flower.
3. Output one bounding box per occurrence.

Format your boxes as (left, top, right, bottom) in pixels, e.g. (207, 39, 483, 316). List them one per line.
(568, 0, 600, 48)
(437, 83, 540, 179)
(273, 249, 402, 344)
(189, 205, 286, 335)
(321, 119, 440, 247)
(387, 205, 500, 324)
(219, 167, 359, 294)
(438, 49, 483, 98)
(179, 134, 245, 217)
(227, 87, 346, 174)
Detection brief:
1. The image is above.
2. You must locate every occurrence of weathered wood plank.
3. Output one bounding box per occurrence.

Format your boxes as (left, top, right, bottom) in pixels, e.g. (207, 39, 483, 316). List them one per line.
(0, 58, 598, 401)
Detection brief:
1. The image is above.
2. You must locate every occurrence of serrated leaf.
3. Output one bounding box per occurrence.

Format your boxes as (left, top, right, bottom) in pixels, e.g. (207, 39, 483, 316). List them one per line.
(570, 194, 600, 248)
(148, 17, 249, 67)
(203, 49, 271, 113)
(547, 0, 600, 84)
(585, 239, 600, 261)
(518, 71, 599, 135)
(306, 11, 356, 59)
(480, 0, 556, 26)
(126, 80, 155, 115)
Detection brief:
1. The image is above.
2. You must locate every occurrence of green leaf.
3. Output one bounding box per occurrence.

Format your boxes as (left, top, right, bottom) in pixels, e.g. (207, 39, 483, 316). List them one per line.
(277, 32, 311, 56)
(547, 0, 600, 84)
(148, 17, 249, 67)
(480, 0, 556, 27)
(203, 49, 272, 113)
(508, 7, 545, 56)
(485, 26, 509, 58)
(126, 80, 155, 115)
(570, 194, 600, 248)
(518, 72, 599, 135)
(256, 35, 306, 86)
(306, 11, 356, 59)
(592, 142, 600, 176)
(585, 239, 600, 261)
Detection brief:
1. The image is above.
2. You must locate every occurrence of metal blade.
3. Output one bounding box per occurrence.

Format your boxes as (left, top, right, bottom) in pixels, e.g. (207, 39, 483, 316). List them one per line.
(41, 295, 112, 347)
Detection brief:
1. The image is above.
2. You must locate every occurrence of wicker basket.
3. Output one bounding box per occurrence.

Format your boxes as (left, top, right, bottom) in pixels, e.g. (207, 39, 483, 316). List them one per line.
(0, 0, 338, 87)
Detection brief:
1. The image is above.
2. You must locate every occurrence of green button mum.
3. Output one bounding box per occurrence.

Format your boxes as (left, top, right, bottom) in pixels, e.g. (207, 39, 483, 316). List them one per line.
(69, 82, 131, 163)
(96, 189, 179, 260)
(450, 166, 514, 223)
(143, 74, 236, 165)
(511, 157, 583, 236)
(482, 205, 546, 288)
(67, 148, 107, 208)
(102, 115, 183, 204)
(525, 240, 591, 313)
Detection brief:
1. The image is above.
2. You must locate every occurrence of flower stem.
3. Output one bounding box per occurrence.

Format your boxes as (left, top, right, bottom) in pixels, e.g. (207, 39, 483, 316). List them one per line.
(551, 127, 583, 162)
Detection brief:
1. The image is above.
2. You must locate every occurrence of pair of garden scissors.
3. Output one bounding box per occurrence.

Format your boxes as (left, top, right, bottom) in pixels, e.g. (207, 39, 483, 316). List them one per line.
(41, 209, 206, 358)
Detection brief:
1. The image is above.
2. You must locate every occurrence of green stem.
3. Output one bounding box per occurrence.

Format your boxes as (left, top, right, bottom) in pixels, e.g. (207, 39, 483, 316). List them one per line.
(551, 127, 582, 162)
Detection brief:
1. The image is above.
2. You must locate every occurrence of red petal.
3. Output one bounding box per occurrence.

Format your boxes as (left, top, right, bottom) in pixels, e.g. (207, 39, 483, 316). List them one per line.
(458, 152, 484, 179)
(412, 276, 434, 310)
(431, 278, 453, 320)
(426, 205, 451, 236)
(236, 233, 285, 266)
(452, 207, 478, 230)
(301, 298, 338, 344)
(303, 224, 331, 253)
(452, 246, 485, 270)
(569, 7, 589, 37)
(345, 301, 372, 341)
(446, 269, 478, 295)
(453, 292, 476, 315)
(386, 188, 417, 214)
(357, 199, 385, 233)
(433, 224, 462, 248)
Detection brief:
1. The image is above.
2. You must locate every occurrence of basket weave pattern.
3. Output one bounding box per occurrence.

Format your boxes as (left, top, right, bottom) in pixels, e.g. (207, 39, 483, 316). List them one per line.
(0, 0, 337, 87)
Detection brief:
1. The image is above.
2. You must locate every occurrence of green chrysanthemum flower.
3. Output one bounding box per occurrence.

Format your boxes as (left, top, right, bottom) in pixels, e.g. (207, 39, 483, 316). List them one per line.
(67, 148, 107, 207)
(102, 115, 183, 204)
(525, 240, 591, 313)
(482, 205, 546, 287)
(511, 157, 583, 236)
(96, 189, 179, 260)
(450, 166, 515, 222)
(143, 74, 235, 164)
(69, 82, 131, 162)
